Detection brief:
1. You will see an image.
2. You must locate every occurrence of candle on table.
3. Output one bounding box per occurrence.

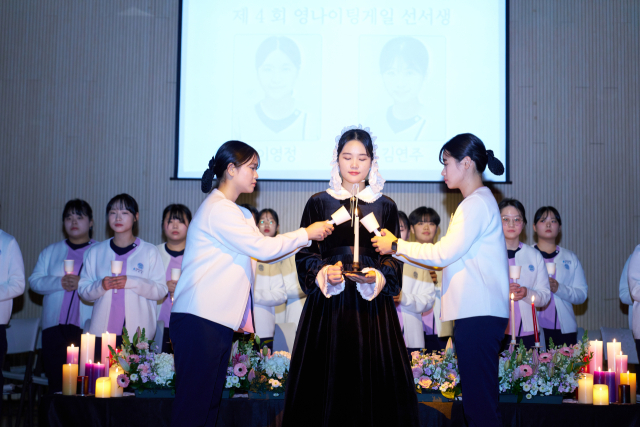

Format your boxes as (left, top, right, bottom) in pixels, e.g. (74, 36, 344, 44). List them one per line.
(79, 332, 95, 376)
(593, 385, 609, 406)
(577, 373, 593, 404)
(85, 360, 95, 394)
(588, 340, 603, 375)
(593, 367, 604, 385)
(62, 363, 78, 396)
(66, 344, 79, 364)
(109, 366, 124, 397)
(615, 351, 627, 386)
(95, 377, 111, 398)
(354, 214, 360, 269)
(620, 371, 637, 404)
(604, 369, 617, 403)
(510, 293, 516, 343)
(619, 384, 631, 404)
(101, 332, 116, 368)
(606, 339, 621, 371)
(531, 295, 539, 346)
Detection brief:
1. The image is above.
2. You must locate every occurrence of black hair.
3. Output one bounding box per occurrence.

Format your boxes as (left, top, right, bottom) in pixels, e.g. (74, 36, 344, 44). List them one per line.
(62, 199, 94, 238)
(439, 133, 505, 176)
(379, 36, 429, 77)
(106, 193, 139, 234)
(240, 204, 259, 223)
(498, 198, 527, 224)
(162, 204, 192, 226)
(398, 211, 409, 232)
(255, 36, 301, 70)
(258, 208, 279, 227)
(201, 141, 260, 193)
(533, 206, 562, 227)
(409, 207, 441, 227)
(337, 128, 374, 158)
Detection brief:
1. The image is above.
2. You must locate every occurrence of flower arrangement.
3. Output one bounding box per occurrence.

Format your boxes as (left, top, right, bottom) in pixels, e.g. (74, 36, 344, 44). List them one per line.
(249, 349, 291, 395)
(224, 336, 262, 397)
(108, 327, 175, 392)
(410, 339, 461, 400)
(498, 331, 591, 402)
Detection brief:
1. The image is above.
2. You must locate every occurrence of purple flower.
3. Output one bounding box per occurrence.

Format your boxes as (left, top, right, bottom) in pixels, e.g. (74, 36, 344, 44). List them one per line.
(425, 368, 433, 376)
(447, 363, 453, 369)
(411, 366, 422, 379)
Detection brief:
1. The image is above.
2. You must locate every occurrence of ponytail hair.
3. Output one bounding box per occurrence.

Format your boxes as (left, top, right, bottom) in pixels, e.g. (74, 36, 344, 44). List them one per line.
(439, 133, 505, 176)
(201, 141, 260, 193)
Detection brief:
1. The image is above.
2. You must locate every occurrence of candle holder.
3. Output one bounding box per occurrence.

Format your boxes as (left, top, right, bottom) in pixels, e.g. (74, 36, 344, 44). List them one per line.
(347, 262, 366, 277)
(76, 376, 89, 396)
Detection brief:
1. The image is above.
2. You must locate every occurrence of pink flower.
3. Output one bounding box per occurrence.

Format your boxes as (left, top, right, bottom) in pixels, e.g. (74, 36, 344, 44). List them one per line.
(139, 364, 150, 374)
(539, 353, 552, 363)
(411, 351, 421, 361)
(128, 354, 140, 364)
(248, 369, 256, 382)
(418, 376, 432, 389)
(412, 366, 422, 379)
(234, 363, 247, 377)
(559, 347, 573, 357)
(136, 342, 149, 350)
(519, 365, 533, 377)
(117, 374, 130, 388)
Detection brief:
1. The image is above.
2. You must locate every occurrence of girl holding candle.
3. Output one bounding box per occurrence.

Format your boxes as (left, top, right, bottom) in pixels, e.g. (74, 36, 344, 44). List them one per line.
(373, 133, 508, 427)
(170, 140, 332, 427)
(254, 208, 287, 349)
(498, 198, 550, 350)
(156, 204, 192, 354)
(0, 228, 26, 414)
(283, 126, 419, 427)
(79, 194, 167, 363)
(532, 206, 588, 347)
(627, 244, 640, 362)
(29, 199, 97, 392)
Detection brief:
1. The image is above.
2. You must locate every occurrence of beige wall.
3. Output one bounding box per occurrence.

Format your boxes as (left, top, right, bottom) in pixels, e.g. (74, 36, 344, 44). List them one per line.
(1, 1, 638, 330)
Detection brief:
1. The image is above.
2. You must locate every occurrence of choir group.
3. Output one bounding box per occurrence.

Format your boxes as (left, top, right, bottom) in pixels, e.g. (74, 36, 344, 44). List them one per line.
(0, 128, 638, 427)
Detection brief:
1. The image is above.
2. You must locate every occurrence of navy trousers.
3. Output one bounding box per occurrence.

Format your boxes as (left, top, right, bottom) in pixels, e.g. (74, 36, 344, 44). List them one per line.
(171, 313, 234, 427)
(543, 328, 577, 347)
(454, 316, 508, 427)
(41, 324, 83, 393)
(0, 325, 6, 417)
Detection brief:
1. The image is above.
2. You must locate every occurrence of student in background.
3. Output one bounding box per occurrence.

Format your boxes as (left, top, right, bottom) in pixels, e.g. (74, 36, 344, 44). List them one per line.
(156, 204, 192, 354)
(255, 208, 287, 349)
(30, 199, 96, 392)
(398, 211, 410, 242)
(532, 206, 587, 347)
(79, 194, 167, 360)
(498, 198, 550, 349)
(627, 245, 640, 360)
(0, 226, 26, 415)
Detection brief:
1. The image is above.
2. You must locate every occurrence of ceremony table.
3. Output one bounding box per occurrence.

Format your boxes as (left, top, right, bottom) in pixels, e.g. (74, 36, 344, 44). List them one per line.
(42, 394, 640, 427)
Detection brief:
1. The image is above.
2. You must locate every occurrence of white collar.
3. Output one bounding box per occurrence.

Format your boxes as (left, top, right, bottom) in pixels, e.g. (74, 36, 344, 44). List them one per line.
(326, 185, 382, 203)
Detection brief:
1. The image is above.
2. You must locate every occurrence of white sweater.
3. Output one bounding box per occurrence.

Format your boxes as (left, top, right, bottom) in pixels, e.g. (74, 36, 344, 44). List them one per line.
(78, 238, 167, 338)
(254, 262, 287, 339)
(513, 244, 551, 333)
(29, 240, 95, 330)
(627, 245, 640, 339)
(0, 230, 26, 325)
(620, 254, 634, 330)
(275, 256, 306, 327)
(399, 264, 435, 348)
(395, 187, 510, 321)
(171, 189, 311, 331)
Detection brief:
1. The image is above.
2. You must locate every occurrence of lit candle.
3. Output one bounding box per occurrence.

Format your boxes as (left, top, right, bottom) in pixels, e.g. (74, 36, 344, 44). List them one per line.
(85, 360, 95, 394)
(62, 363, 78, 396)
(79, 332, 95, 377)
(510, 293, 516, 343)
(606, 339, 621, 372)
(354, 214, 360, 268)
(577, 373, 593, 404)
(101, 332, 116, 368)
(109, 366, 124, 397)
(620, 371, 637, 404)
(615, 351, 627, 386)
(66, 344, 79, 364)
(531, 295, 539, 346)
(95, 377, 111, 398)
(594, 367, 604, 385)
(588, 340, 603, 375)
(593, 385, 609, 406)
(604, 369, 617, 403)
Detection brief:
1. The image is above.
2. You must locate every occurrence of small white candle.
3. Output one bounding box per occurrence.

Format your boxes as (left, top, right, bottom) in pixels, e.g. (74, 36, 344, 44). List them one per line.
(545, 263, 556, 276)
(64, 260, 74, 274)
(354, 215, 360, 266)
(171, 268, 181, 281)
(111, 260, 123, 294)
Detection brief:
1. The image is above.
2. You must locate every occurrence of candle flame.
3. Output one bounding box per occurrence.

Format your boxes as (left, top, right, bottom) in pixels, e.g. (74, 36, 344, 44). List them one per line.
(532, 295, 535, 303)
(613, 339, 616, 342)
(71, 344, 75, 347)
(89, 360, 92, 363)
(597, 367, 601, 372)
(511, 293, 514, 300)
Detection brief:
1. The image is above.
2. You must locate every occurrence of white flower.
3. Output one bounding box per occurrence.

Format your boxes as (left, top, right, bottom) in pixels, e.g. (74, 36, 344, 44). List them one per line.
(531, 389, 538, 396)
(414, 378, 419, 384)
(526, 393, 532, 399)
(130, 374, 139, 382)
(232, 376, 239, 384)
(523, 383, 531, 392)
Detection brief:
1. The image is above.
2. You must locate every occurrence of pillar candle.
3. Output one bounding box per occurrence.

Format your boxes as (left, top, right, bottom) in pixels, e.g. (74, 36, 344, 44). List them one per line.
(62, 363, 78, 396)
(615, 352, 627, 386)
(593, 385, 609, 406)
(588, 340, 603, 375)
(620, 372, 637, 404)
(101, 332, 116, 368)
(594, 368, 604, 385)
(109, 366, 124, 397)
(79, 332, 95, 377)
(66, 344, 79, 364)
(604, 370, 617, 403)
(354, 215, 359, 266)
(577, 373, 593, 404)
(95, 377, 111, 398)
(606, 339, 621, 371)
(510, 293, 516, 343)
(85, 360, 95, 394)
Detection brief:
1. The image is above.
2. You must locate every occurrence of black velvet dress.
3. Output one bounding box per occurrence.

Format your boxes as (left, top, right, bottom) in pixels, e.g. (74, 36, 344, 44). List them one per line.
(282, 191, 419, 427)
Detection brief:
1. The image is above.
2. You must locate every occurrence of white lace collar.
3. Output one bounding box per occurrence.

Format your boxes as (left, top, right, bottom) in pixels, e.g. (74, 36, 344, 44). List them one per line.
(326, 185, 382, 203)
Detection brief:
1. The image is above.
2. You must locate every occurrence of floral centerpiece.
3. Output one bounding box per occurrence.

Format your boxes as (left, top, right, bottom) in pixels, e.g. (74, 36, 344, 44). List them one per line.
(498, 331, 591, 402)
(249, 348, 291, 396)
(410, 339, 461, 400)
(108, 327, 175, 394)
(224, 336, 262, 397)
